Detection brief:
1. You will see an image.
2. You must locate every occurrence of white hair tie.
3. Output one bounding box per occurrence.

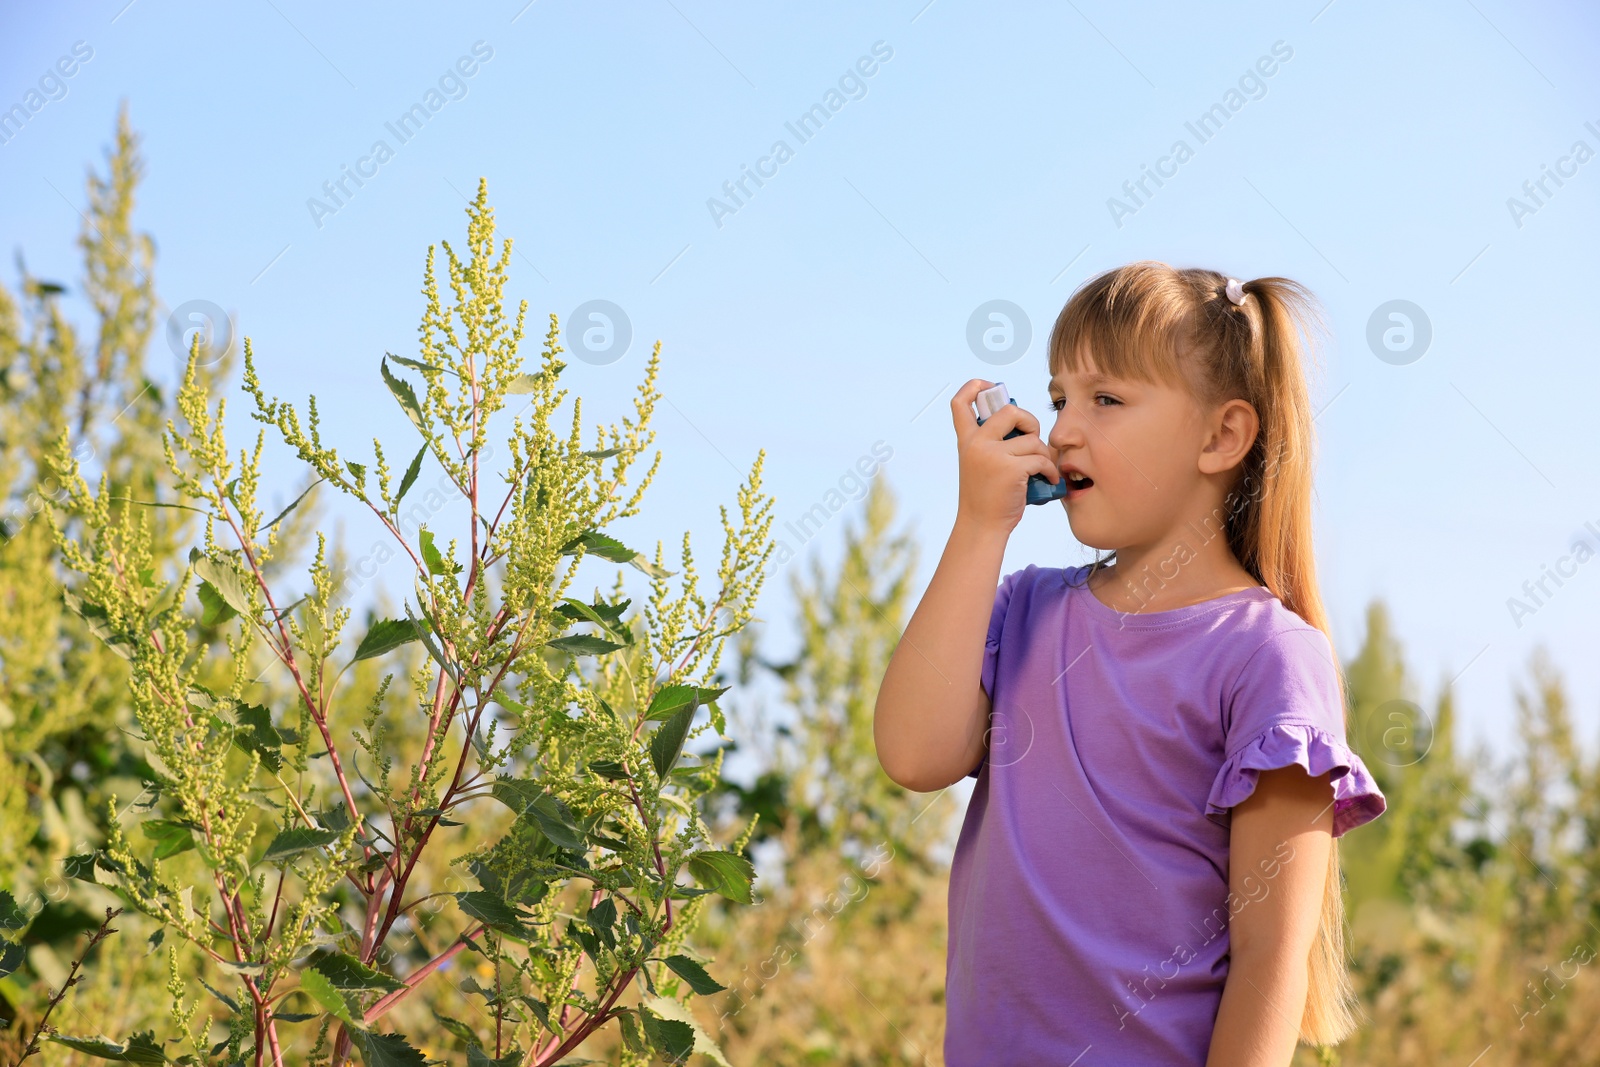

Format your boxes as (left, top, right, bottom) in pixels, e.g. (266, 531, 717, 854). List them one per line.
(1224, 278, 1247, 306)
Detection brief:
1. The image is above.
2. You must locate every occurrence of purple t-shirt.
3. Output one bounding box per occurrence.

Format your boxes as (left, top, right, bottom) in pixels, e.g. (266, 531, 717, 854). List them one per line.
(946, 564, 1387, 1066)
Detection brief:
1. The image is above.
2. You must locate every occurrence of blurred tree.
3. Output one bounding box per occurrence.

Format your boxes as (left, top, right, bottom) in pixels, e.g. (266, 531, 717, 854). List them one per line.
(1, 103, 166, 896)
(704, 478, 956, 1065)
(0, 103, 321, 1051)
(731, 477, 941, 865)
(1340, 602, 1474, 905)
(1333, 640, 1600, 1067)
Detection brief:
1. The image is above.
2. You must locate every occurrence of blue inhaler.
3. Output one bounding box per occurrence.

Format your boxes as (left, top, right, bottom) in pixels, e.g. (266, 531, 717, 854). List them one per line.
(974, 381, 1070, 506)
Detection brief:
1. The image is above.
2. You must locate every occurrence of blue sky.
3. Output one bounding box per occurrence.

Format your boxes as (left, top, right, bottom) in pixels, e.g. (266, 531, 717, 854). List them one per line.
(3, 1, 1598, 761)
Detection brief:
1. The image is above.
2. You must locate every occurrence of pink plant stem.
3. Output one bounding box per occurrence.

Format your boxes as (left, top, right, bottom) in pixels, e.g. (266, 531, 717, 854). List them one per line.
(368, 629, 534, 958)
(215, 496, 375, 880)
(532, 769, 683, 1066)
(534, 965, 638, 1066)
(529, 781, 680, 1064)
(362, 923, 486, 1025)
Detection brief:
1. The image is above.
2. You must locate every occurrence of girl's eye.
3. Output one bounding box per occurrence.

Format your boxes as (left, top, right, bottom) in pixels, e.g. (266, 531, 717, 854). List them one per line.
(1048, 393, 1121, 411)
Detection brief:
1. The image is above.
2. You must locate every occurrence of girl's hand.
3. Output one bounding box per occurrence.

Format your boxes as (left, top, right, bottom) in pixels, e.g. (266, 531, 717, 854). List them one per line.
(950, 378, 1060, 535)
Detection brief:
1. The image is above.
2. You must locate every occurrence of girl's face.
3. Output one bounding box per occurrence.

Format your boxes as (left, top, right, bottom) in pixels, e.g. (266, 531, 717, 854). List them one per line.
(1044, 356, 1216, 552)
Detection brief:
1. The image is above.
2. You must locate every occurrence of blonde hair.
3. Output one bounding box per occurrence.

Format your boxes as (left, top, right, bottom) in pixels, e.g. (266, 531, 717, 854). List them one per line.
(1048, 261, 1360, 1046)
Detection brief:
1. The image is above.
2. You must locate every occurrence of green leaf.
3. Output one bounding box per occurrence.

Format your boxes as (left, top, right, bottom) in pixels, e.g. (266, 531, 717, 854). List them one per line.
(639, 1012, 694, 1064)
(561, 530, 633, 562)
(452, 892, 539, 940)
(264, 594, 308, 624)
(554, 596, 631, 630)
(649, 702, 696, 780)
(63, 590, 136, 658)
(588, 897, 617, 949)
(386, 352, 454, 377)
(554, 596, 633, 648)
(142, 819, 197, 860)
(581, 446, 623, 459)
(619, 1010, 645, 1054)
(405, 604, 456, 681)
(199, 979, 240, 1013)
(66, 851, 121, 886)
(311, 952, 405, 992)
(217, 958, 265, 976)
(262, 826, 340, 864)
(418, 529, 460, 577)
(572, 924, 600, 962)
(46, 1031, 168, 1063)
(190, 549, 254, 619)
(516, 995, 550, 1029)
(466, 1046, 522, 1067)
(586, 759, 631, 781)
(227, 702, 285, 773)
(629, 555, 675, 580)
(351, 1030, 427, 1067)
(591, 833, 631, 854)
(643, 684, 728, 723)
(0, 889, 28, 930)
(352, 618, 420, 662)
(686, 850, 755, 905)
(661, 954, 726, 995)
(64, 853, 101, 884)
(560, 530, 676, 579)
(381, 357, 427, 434)
(256, 478, 322, 534)
(394, 445, 425, 507)
(346, 460, 367, 483)
(300, 967, 359, 1028)
(488, 782, 586, 850)
(528, 796, 592, 857)
(196, 581, 237, 626)
(0, 941, 25, 981)
(504, 372, 541, 394)
(432, 1011, 477, 1044)
(544, 634, 624, 657)
(642, 995, 733, 1067)
(666, 885, 718, 900)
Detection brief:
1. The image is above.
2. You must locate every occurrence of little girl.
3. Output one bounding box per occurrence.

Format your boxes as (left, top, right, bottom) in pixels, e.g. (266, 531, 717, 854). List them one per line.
(875, 262, 1388, 1066)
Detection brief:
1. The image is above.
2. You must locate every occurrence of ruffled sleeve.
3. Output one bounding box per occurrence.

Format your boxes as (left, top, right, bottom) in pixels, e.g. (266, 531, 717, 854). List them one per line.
(1205, 722, 1387, 838)
(1206, 628, 1388, 838)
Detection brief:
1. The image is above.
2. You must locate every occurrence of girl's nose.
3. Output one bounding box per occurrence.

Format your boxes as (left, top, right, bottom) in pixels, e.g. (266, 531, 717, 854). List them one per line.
(1047, 401, 1087, 452)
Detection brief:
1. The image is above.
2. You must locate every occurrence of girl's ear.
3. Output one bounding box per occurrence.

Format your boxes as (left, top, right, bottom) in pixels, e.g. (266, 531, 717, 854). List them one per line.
(1198, 398, 1259, 475)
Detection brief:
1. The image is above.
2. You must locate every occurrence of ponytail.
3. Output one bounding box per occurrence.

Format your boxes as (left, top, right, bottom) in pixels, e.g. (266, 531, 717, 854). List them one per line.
(1049, 262, 1362, 1046)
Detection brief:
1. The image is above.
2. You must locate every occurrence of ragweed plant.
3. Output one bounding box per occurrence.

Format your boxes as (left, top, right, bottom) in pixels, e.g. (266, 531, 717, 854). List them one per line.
(45, 180, 774, 1067)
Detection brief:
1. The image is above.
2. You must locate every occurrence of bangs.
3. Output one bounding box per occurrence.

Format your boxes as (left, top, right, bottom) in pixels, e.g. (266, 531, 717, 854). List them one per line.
(1047, 262, 1202, 391)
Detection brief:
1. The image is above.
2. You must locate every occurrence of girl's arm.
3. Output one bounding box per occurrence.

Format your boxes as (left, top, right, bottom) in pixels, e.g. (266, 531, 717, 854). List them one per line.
(873, 378, 1059, 793)
(1205, 765, 1336, 1067)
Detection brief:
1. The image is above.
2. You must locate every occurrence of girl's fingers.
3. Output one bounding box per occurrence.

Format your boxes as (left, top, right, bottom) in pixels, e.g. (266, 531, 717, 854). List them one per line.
(1003, 433, 1056, 462)
(950, 379, 996, 434)
(1007, 404, 1042, 437)
(975, 399, 1041, 440)
(951, 380, 1043, 438)
(1024, 453, 1061, 484)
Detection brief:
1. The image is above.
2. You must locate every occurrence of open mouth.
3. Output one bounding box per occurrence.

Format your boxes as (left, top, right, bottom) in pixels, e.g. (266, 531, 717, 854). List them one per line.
(1065, 471, 1094, 492)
